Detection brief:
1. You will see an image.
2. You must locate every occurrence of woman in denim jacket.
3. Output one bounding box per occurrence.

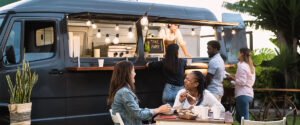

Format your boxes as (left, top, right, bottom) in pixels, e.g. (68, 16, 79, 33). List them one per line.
(146, 44, 186, 106)
(107, 61, 171, 125)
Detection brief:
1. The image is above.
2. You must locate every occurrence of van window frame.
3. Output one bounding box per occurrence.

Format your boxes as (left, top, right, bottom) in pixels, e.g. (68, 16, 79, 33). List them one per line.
(21, 19, 58, 63)
(1, 16, 60, 68)
(23, 20, 57, 62)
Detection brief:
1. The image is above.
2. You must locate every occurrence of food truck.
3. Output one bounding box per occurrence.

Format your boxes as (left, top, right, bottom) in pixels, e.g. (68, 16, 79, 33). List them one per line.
(0, 0, 247, 124)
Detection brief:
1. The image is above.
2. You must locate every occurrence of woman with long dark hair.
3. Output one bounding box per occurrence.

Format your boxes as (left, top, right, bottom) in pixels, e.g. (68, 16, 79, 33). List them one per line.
(173, 71, 224, 111)
(146, 44, 186, 106)
(227, 48, 255, 123)
(108, 61, 171, 125)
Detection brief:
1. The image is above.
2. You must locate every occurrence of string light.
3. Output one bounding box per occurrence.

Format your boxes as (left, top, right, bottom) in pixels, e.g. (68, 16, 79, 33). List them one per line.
(232, 29, 236, 35)
(92, 20, 97, 29)
(128, 27, 134, 38)
(141, 16, 148, 26)
(191, 28, 195, 36)
(115, 24, 119, 31)
(113, 34, 119, 44)
(222, 31, 225, 36)
(96, 29, 101, 38)
(143, 26, 148, 31)
(105, 34, 110, 44)
(86, 20, 91, 26)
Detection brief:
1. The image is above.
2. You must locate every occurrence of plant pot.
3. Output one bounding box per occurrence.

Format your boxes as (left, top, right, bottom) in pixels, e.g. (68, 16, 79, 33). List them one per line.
(8, 102, 32, 125)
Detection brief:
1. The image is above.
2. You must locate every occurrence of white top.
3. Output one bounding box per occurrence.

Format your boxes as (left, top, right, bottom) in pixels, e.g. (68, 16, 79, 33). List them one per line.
(158, 28, 185, 46)
(173, 89, 225, 112)
(207, 53, 225, 96)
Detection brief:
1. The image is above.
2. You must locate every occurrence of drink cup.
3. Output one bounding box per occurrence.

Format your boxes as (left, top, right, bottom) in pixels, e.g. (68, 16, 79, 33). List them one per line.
(98, 59, 104, 67)
(199, 106, 208, 119)
(212, 106, 220, 119)
(193, 106, 201, 116)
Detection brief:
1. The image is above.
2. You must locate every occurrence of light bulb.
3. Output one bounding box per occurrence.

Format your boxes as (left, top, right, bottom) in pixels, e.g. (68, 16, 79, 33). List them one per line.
(105, 34, 110, 44)
(232, 29, 236, 35)
(143, 26, 148, 31)
(191, 28, 195, 36)
(113, 34, 119, 44)
(96, 29, 101, 38)
(115, 24, 119, 31)
(141, 16, 148, 26)
(128, 27, 133, 38)
(222, 32, 225, 36)
(92, 23, 97, 29)
(86, 20, 91, 26)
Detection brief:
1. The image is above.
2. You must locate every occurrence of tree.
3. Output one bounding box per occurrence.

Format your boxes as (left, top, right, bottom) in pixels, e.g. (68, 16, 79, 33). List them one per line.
(223, 0, 300, 89)
(223, 0, 300, 55)
(0, 0, 19, 7)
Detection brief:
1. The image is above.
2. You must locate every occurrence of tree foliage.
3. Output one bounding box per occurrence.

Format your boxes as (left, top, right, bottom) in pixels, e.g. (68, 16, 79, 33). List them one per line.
(223, 0, 300, 52)
(0, 0, 19, 7)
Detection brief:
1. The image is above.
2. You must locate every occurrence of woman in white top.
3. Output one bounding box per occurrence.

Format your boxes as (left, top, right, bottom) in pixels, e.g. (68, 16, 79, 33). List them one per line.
(159, 24, 191, 57)
(173, 71, 225, 112)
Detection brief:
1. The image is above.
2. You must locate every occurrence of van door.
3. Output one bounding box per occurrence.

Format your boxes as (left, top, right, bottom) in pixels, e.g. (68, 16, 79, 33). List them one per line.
(0, 14, 67, 125)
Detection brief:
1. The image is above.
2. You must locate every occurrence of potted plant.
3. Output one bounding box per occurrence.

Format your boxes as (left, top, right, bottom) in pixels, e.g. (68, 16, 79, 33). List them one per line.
(5, 58, 38, 125)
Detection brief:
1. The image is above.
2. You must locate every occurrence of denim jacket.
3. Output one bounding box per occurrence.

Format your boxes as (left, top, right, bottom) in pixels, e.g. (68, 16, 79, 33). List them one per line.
(111, 86, 155, 125)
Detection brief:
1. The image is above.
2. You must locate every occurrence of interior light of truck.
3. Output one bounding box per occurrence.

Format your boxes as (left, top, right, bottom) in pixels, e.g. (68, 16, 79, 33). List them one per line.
(92, 23, 97, 29)
(105, 34, 111, 44)
(128, 27, 134, 38)
(191, 28, 195, 36)
(113, 34, 120, 44)
(232, 29, 236, 35)
(222, 31, 225, 36)
(115, 24, 119, 31)
(97, 29, 101, 38)
(143, 26, 148, 31)
(141, 16, 148, 26)
(86, 20, 91, 26)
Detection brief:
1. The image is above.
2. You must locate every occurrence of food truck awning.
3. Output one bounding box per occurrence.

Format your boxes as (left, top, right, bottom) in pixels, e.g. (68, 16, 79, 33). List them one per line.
(0, 0, 238, 26)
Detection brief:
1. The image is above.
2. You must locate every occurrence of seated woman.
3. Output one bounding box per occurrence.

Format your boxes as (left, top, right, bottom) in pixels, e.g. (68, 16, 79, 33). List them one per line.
(107, 60, 171, 125)
(173, 71, 225, 112)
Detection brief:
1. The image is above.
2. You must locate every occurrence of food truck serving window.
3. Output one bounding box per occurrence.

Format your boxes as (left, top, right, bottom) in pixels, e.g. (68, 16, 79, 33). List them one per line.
(142, 23, 216, 58)
(67, 19, 137, 58)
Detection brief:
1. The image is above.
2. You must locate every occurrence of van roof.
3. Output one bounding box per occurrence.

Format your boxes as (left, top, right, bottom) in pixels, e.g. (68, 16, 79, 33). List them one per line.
(0, 0, 238, 26)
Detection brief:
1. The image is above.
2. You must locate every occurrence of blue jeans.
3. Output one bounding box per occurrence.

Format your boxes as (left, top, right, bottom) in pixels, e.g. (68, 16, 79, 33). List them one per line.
(235, 95, 253, 123)
(162, 83, 184, 107)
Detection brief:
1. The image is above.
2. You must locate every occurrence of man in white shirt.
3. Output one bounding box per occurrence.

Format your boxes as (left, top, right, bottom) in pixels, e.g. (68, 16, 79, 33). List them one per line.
(206, 40, 225, 102)
(158, 24, 191, 57)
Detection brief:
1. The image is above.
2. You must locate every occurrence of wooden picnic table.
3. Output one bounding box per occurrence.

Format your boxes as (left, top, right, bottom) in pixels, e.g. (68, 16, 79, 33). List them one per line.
(154, 112, 233, 125)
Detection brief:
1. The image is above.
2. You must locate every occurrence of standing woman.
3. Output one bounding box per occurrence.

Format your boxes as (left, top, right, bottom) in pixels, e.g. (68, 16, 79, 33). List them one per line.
(146, 44, 186, 106)
(228, 48, 255, 123)
(108, 61, 171, 125)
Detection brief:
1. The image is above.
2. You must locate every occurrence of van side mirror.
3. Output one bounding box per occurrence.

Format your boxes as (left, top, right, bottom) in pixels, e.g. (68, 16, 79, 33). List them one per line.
(5, 45, 17, 64)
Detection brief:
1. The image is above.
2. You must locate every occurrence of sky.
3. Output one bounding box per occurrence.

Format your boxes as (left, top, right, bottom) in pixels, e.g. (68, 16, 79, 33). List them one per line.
(137, 0, 278, 51)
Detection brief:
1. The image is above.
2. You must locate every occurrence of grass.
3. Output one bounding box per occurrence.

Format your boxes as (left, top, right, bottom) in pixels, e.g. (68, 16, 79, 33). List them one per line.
(233, 115, 300, 125)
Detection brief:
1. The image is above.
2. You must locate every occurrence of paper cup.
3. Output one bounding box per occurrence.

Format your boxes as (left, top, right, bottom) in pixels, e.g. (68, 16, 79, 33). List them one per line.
(212, 106, 221, 119)
(193, 106, 201, 116)
(199, 106, 209, 119)
(187, 59, 192, 66)
(98, 59, 104, 67)
(94, 49, 100, 58)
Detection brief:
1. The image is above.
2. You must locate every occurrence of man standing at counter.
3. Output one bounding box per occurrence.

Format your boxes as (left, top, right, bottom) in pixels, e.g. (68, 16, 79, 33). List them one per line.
(159, 24, 191, 57)
(205, 40, 225, 102)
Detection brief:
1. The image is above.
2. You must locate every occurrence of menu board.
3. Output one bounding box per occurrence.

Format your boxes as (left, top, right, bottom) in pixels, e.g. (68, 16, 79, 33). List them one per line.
(145, 38, 165, 54)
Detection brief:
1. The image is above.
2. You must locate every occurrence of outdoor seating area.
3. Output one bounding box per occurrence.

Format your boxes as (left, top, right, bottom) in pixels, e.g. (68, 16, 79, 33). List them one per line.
(0, 0, 299, 125)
